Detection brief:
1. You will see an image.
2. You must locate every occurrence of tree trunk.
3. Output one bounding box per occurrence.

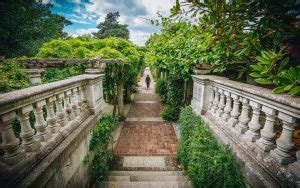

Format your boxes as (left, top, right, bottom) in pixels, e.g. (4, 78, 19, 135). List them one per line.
(126, 85, 131, 103)
(117, 83, 124, 117)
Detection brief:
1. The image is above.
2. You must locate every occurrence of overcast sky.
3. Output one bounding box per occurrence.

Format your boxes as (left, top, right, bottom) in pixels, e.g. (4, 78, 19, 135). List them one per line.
(46, 0, 175, 45)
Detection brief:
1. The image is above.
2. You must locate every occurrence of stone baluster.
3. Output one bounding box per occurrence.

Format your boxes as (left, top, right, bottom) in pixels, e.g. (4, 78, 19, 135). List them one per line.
(56, 93, 67, 127)
(46, 97, 60, 133)
(34, 100, 51, 142)
(216, 89, 225, 117)
(256, 106, 276, 152)
(270, 112, 296, 165)
(81, 86, 87, 109)
(236, 98, 250, 134)
(288, 150, 300, 178)
(64, 90, 74, 121)
(70, 88, 79, 116)
(243, 101, 262, 142)
(76, 87, 83, 113)
(228, 94, 240, 127)
(212, 87, 220, 114)
(221, 91, 232, 122)
(19, 105, 41, 152)
(208, 86, 214, 111)
(0, 111, 25, 165)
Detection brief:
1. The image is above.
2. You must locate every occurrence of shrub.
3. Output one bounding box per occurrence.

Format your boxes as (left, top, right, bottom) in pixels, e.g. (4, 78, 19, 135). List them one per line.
(161, 105, 180, 121)
(89, 115, 118, 182)
(155, 78, 168, 103)
(177, 106, 246, 187)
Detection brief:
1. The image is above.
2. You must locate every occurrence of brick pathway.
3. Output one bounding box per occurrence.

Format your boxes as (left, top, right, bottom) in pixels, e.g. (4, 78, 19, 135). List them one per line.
(114, 68, 178, 156)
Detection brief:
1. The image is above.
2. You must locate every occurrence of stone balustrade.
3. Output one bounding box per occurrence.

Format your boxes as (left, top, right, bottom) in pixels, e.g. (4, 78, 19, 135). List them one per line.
(191, 75, 300, 187)
(0, 74, 105, 186)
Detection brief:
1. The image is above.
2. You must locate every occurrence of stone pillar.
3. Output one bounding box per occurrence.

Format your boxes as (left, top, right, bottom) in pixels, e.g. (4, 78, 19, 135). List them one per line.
(191, 76, 211, 115)
(86, 76, 105, 114)
(46, 97, 60, 133)
(19, 105, 41, 152)
(228, 94, 240, 127)
(216, 89, 225, 117)
(236, 98, 250, 134)
(270, 112, 296, 165)
(23, 69, 44, 85)
(0, 111, 25, 165)
(34, 100, 51, 142)
(243, 101, 262, 142)
(221, 91, 232, 122)
(212, 87, 220, 114)
(256, 106, 276, 152)
(55, 93, 66, 127)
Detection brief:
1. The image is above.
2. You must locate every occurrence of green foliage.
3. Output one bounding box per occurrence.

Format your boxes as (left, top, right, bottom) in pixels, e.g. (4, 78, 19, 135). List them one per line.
(177, 107, 246, 187)
(250, 50, 300, 96)
(89, 115, 119, 182)
(0, 0, 71, 57)
(0, 60, 29, 93)
(155, 78, 168, 103)
(37, 37, 144, 100)
(161, 105, 180, 121)
(93, 12, 129, 39)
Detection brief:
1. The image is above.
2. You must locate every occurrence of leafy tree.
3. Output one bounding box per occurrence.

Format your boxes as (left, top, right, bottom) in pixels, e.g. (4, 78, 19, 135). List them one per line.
(93, 12, 129, 39)
(0, 0, 71, 58)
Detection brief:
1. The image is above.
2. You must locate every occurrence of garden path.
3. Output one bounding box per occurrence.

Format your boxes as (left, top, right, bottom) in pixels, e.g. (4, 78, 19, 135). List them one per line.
(100, 68, 193, 187)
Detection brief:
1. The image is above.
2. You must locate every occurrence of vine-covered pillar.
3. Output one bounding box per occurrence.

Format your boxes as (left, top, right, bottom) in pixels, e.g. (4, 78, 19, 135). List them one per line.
(117, 83, 124, 117)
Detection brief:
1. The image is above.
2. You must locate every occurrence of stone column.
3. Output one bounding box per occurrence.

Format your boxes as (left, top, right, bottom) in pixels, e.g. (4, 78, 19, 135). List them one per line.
(19, 105, 41, 152)
(86, 76, 105, 115)
(243, 101, 262, 142)
(55, 93, 66, 127)
(64, 90, 73, 121)
(34, 100, 51, 142)
(0, 111, 25, 165)
(212, 87, 220, 114)
(22, 69, 44, 85)
(208, 86, 214, 111)
(46, 97, 60, 133)
(76, 87, 83, 113)
(270, 112, 296, 165)
(228, 94, 240, 127)
(71, 88, 79, 116)
(236, 98, 250, 134)
(256, 106, 276, 152)
(222, 91, 232, 122)
(216, 89, 225, 117)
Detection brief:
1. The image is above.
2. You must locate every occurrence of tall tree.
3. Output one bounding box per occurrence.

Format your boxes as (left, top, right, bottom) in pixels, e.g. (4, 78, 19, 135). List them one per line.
(0, 0, 71, 58)
(93, 12, 129, 39)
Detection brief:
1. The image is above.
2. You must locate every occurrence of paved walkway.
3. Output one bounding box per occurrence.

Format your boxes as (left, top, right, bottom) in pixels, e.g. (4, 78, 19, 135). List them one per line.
(114, 68, 178, 156)
(100, 68, 193, 188)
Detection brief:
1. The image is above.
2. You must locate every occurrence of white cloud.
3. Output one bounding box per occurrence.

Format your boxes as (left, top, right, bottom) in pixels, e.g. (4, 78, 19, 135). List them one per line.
(72, 28, 99, 37)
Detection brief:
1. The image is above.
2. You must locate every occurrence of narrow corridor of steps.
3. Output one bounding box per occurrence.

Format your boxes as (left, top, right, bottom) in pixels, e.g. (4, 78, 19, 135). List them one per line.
(100, 67, 193, 188)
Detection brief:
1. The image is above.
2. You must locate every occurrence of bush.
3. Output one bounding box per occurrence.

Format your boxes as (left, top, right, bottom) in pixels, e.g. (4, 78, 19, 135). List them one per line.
(177, 107, 246, 187)
(89, 115, 119, 182)
(161, 105, 180, 121)
(155, 78, 168, 103)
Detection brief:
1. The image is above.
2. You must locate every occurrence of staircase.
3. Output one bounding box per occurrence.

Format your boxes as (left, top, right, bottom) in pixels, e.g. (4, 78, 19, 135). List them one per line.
(100, 171, 193, 188)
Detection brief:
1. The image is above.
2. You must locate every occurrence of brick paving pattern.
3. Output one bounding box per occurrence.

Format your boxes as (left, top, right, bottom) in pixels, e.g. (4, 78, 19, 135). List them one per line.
(114, 122, 177, 156)
(114, 68, 178, 156)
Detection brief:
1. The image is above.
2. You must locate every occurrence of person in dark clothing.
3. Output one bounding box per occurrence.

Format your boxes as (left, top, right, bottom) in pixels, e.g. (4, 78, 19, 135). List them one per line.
(145, 75, 151, 89)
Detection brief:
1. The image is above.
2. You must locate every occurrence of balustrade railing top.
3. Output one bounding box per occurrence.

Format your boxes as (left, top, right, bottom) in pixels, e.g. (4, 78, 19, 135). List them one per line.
(0, 74, 105, 185)
(191, 74, 300, 187)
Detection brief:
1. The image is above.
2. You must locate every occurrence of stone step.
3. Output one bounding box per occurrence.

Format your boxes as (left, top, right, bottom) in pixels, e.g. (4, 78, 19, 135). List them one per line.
(99, 181, 193, 188)
(110, 171, 184, 177)
(108, 175, 187, 182)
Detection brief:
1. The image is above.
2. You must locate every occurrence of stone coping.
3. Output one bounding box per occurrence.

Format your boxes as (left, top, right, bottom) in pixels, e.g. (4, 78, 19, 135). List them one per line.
(0, 74, 104, 110)
(192, 75, 300, 110)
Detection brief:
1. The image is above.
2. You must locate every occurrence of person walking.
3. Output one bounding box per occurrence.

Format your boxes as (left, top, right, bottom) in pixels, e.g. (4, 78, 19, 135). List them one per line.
(145, 75, 151, 89)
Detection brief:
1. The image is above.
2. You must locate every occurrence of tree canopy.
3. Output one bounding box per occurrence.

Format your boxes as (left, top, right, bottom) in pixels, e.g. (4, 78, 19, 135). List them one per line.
(93, 12, 130, 39)
(0, 0, 71, 58)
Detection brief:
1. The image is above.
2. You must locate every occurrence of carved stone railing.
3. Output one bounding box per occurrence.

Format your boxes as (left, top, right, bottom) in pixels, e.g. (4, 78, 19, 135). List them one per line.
(0, 74, 105, 186)
(191, 75, 300, 187)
